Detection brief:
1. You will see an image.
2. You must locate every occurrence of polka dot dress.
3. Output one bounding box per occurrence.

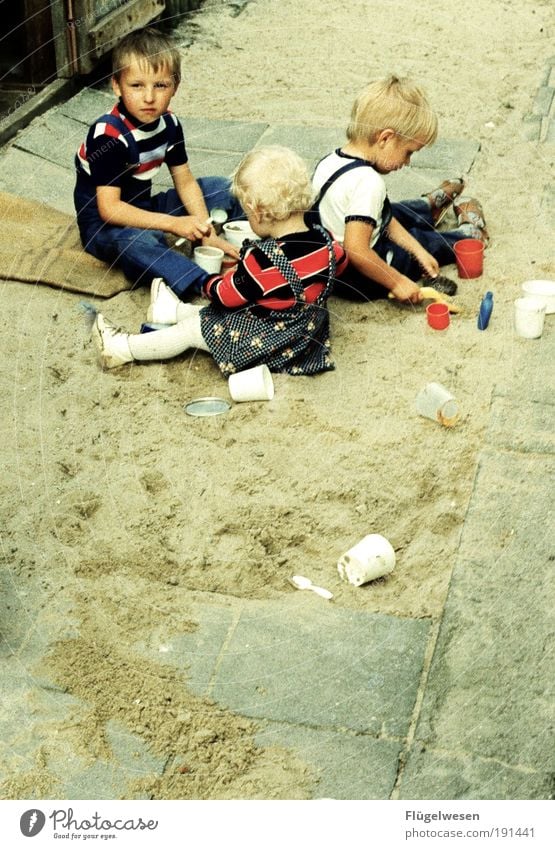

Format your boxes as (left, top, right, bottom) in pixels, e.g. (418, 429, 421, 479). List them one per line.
(200, 226, 337, 377)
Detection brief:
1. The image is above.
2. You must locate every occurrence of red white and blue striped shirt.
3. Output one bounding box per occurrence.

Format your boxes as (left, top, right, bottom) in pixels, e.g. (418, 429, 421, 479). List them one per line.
(203, 230, 348, 312)
(75, 100, 187, 208)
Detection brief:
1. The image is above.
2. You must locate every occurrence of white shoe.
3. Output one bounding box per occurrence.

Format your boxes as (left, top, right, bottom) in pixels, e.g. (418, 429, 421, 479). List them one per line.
(92, 314, 133, 369)
(147, 277, 180, 325)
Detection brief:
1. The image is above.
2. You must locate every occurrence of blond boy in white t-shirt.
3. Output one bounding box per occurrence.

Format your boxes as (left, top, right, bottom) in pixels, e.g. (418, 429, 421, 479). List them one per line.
(312, 75, 488, 303)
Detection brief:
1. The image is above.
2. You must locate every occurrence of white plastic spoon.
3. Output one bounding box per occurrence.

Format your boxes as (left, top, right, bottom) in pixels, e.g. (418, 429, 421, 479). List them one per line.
(288, 575, 334, 600)
(176, 207, 228, 247)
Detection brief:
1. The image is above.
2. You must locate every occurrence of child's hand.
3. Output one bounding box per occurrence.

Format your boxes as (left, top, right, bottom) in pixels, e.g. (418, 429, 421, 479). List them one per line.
(172, 215, 212, 241)
(390, 277, 423, 304)
(415, 249, 440, 279)
(202, 232, 241, 260)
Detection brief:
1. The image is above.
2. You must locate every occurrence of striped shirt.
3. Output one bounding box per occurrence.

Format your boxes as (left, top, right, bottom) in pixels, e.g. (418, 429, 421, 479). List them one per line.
(75, 100, 187, 207)
(203, 229, 348, 312)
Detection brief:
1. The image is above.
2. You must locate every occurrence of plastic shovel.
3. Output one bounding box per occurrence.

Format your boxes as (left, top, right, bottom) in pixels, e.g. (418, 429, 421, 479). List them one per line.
(388, 286, 462, 313)
(288, 575, 334, 600)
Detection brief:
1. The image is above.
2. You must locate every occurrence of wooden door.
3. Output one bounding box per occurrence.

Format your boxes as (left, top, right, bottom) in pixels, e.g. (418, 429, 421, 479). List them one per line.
(51, 0, 166, 77)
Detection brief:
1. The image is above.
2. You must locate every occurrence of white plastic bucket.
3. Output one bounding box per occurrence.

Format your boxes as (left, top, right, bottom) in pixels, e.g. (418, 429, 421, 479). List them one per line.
(337, 534, 396, 586)
(514, 297, 547, 339)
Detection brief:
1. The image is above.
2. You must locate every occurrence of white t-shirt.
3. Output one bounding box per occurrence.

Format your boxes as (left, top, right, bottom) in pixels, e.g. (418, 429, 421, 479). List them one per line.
(312, 150, 388, 247)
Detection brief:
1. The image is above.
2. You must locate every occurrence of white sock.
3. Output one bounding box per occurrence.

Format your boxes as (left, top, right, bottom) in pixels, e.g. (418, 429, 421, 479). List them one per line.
(127, 310, 209, 361)
(176, 302, 201, 322)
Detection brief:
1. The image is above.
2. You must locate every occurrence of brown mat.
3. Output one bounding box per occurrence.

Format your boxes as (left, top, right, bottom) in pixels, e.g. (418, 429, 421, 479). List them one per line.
(0, 191, 132, 298)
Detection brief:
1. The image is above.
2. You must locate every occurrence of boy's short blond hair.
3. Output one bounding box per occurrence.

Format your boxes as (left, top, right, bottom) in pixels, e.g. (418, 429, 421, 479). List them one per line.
(112, 27, 181, 84)
(232, 146, 315, 223)
(347, 75, 438, 146)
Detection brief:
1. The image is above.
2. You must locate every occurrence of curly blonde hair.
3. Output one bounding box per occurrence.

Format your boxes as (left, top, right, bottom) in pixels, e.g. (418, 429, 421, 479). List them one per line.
(347, 75, 438, 146)
(232, 146, 315, 223)
(112, 27, 181, 85)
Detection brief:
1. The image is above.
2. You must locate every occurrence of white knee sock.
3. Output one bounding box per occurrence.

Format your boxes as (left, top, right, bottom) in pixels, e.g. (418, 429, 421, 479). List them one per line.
(127, 310, 209, 361)
(176, 302, 199, 322)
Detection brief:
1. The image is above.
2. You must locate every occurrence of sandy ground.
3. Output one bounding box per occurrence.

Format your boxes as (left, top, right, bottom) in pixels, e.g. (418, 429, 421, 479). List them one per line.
(1, 0, 554, 799)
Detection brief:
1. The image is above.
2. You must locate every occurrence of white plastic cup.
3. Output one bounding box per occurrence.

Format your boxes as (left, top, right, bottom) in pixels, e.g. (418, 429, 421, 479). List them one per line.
(222, 221, 259, 247)
(514, 296, 547, 339)
(337, 534, 396, 586)
(521, 280, 555, 314)
(193, 246, 224, 274)
(415, 382, 459, 427)
(228, 364, 274, 402)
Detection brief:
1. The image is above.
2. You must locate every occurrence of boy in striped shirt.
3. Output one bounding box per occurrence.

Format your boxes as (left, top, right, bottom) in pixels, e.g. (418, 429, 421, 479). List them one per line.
(74, 27, 241, 297)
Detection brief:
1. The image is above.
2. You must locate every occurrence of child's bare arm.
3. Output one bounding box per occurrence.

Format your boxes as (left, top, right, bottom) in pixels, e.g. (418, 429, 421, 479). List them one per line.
(170, 164, 240, 258)
(96, 184, 210, 241)
(170, 164, 212, 224)
(386, 217, 440, 279)
(343, 220, 423, 303)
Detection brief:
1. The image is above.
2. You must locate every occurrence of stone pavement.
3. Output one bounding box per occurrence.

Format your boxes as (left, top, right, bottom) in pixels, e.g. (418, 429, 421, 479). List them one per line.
(0, 85, 553, 801)
(523, 55, 555, 144)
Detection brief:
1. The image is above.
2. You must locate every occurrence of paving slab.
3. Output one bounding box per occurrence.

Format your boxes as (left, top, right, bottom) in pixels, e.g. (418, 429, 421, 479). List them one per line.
(384, 167, 460, 205)
(134, 598, 238, 693)
(410, 138, 481, 174)
(410, 448, 555, 776)
(0, 659, 166, 799)
(1, 566, 79, 660)
(62, 721, 167, 800)
(0, 147, 75, 213)
(399, 743, 555, 800)
(184, 148, 246, 178)
(521, 113, 542, 142)
(493, 325, 555, 404)
(150, 144, 250, 179)
(1, 567, 40, 657)
(15, 112, 85, 170)
(1, 573, 158, 799)
(58, 87, 115, 125)
(540, 182, 555, 223)
(257, 124, 344, 167)
(183, 117, 268, 151)
(208, 597, 430, 737)
(255, 721, 402, 800)
(0, 675, 84, 784)
(487, 396, 555, 454)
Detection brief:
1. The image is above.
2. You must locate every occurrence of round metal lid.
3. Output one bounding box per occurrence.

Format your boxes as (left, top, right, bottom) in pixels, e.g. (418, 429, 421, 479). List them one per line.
(184, 397, 231, 417)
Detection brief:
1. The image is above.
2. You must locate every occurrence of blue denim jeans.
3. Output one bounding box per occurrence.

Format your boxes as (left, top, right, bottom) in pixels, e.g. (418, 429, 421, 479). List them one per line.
(335, 198, 466, 301)
(75, 177, 244, 298)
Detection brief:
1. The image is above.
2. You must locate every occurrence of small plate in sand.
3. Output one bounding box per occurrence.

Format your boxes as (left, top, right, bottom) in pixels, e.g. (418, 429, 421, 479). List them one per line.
(184, 397, 231, 417)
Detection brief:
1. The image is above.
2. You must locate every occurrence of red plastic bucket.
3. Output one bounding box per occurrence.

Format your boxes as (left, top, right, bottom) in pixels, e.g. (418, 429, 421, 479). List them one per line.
(426, 302, 450, 330)
(454, 238, 484, 279)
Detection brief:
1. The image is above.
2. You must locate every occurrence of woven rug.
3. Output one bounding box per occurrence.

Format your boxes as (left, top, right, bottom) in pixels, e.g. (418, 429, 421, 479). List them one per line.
(0, 191, 131, 298)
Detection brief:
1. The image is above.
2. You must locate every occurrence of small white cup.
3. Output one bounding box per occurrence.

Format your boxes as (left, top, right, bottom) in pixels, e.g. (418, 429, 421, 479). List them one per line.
(193, 246, 224, 274)
(337, 534, 396, 586)
(223, 221, 259, 247)
(521, 280, 555, 314)
(514, 296, 547, 339)
(228, 364, 274, 402)
(415, 382, 459, 427)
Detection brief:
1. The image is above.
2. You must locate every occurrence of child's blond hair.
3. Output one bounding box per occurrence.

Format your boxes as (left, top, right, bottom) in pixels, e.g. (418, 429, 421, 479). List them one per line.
(347, 74, 438, 146)
(232, 146, 315, 223)
(112, 27, 181, 84)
